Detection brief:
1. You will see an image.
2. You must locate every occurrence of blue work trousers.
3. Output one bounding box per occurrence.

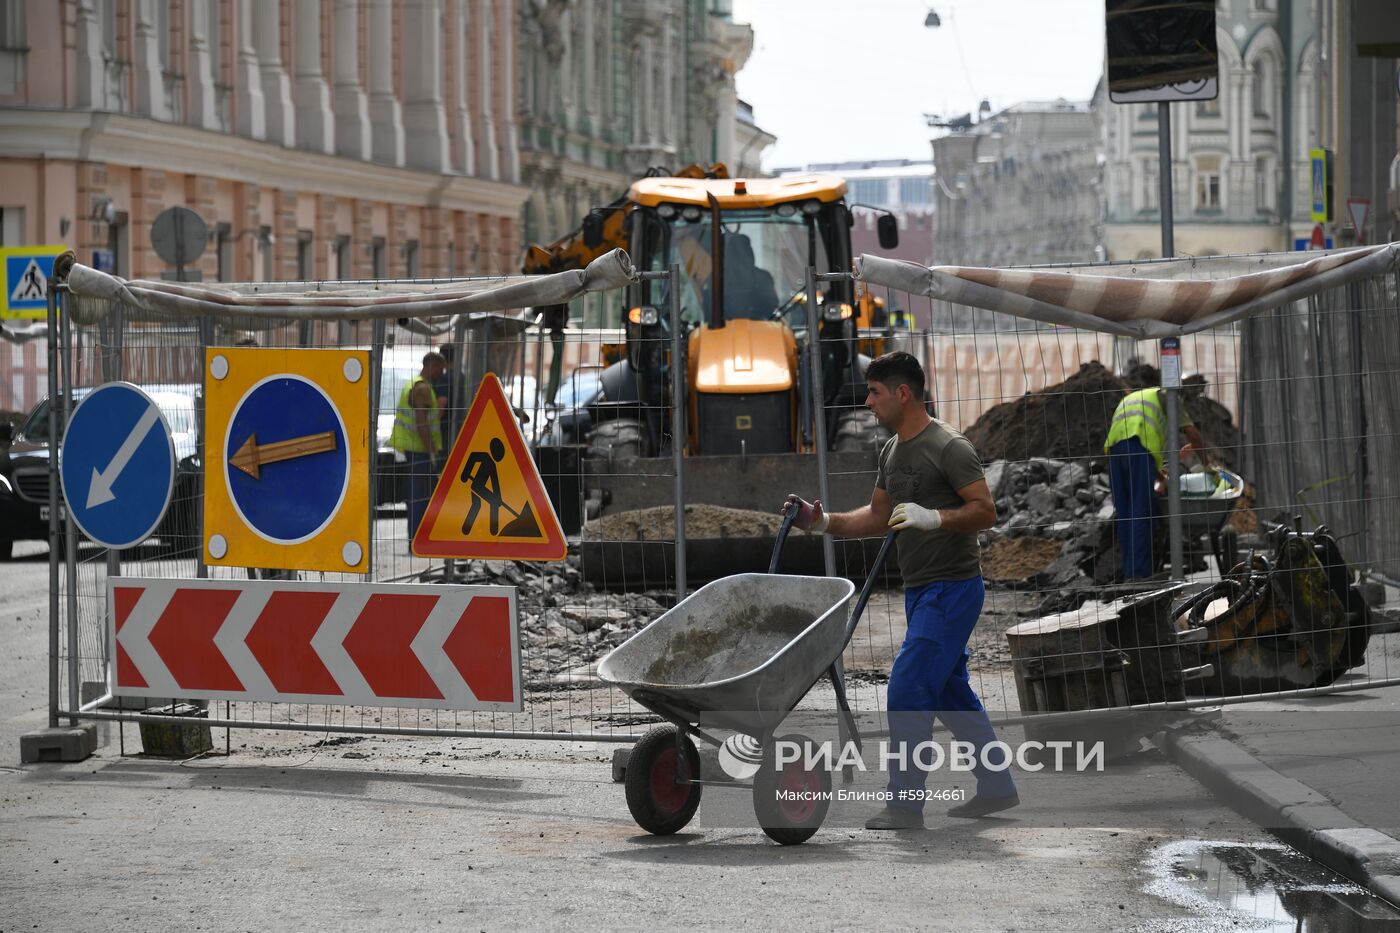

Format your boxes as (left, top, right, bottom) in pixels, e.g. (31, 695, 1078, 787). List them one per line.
(405, 451, 434, 539)
(1108, 437, 1157, 580)
(886, 577, 1017, 811)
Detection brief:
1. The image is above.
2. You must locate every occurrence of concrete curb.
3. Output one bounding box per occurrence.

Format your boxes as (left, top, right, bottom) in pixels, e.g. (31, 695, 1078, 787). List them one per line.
(1158, 729, 1400, 907)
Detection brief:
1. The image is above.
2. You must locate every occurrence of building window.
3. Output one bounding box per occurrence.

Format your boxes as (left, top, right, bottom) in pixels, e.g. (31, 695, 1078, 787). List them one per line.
(0, 206, 23, 246)
(1196, 95, 1220, 118)
(1254, 156, 1273, 211)
(258, 224, 274, 281)
(296, 230, 313, 280)
(1139, 158, 1158, 211)
(404, 239, 419, 278)
(334, 234, 351, 279)
(0, 0, 26, 95)
(899, 177, 932, 206)
(370, 237, 385, 279)
(849, 178, 886, 206)
(216, 222, 233, 281)
(1195, 155, 1222, 210)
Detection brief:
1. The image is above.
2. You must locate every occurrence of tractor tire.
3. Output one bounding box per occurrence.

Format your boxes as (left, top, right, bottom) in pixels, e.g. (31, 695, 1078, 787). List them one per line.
(833, 408, 890, 454)
(585, 418, 648, 463)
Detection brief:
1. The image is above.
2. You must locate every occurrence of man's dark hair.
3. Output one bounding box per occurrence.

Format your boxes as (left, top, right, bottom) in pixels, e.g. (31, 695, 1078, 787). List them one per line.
(437, 343, 455, 363)
(865, 350, 925, 400)
(422, 351, 447, 368)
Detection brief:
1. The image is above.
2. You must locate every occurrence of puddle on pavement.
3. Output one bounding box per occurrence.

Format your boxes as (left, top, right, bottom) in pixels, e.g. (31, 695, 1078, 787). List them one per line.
(1145, 840, 1400, 931)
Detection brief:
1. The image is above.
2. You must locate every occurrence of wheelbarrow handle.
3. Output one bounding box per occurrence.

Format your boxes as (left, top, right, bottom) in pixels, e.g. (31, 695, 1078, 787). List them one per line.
(843, 530, 897, 647)
(768, 504, 801, 575)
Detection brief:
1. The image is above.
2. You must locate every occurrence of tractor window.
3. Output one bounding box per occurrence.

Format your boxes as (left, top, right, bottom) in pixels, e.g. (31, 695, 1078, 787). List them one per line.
(661, 210, 831, 327)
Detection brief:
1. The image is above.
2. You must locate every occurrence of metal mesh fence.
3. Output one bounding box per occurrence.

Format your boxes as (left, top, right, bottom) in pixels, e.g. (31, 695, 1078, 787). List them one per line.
(36, 250, 1400, 755)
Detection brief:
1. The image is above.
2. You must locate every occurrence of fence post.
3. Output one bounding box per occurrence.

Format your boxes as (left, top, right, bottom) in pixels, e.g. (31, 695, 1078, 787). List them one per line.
(46, 280, 61, 728)
(368, 318, 387, 580)
(805, 266, 835, 577)
(58, 288, 81, 718)
(668, 262, 687, 598)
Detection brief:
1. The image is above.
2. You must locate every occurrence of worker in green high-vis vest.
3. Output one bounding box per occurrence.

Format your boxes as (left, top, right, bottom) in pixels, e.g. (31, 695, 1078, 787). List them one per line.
(389, 352, 447, 538)
(1104, 386, 1204, 579)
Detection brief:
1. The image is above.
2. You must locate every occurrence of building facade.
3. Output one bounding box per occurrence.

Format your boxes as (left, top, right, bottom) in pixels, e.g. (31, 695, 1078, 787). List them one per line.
(930, 101, 1102, 268)
(1096, 0, 1397, 258)
(515, 0, 767, 251)
(0, 0, 763, 411)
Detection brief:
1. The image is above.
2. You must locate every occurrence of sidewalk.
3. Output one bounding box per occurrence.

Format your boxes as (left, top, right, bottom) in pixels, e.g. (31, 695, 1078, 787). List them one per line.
(1159, 678, 1400, 906)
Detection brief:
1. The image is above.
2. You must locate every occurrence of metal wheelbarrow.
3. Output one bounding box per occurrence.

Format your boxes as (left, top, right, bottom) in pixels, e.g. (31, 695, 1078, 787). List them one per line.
(597, 510, 895, 845)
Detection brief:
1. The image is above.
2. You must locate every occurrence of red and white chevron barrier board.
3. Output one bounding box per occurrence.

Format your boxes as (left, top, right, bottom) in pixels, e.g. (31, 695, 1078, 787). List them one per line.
(107, 578, 521, 711)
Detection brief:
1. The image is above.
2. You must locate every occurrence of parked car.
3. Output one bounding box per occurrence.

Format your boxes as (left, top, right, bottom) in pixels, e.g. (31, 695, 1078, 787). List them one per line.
(533, 369, 604, 446)
(0, 384, 202, 559)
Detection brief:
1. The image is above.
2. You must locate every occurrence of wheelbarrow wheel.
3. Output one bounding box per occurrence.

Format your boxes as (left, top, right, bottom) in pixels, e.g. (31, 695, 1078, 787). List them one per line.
(625, 725, 702, 835)
(752, 733, 831, 846)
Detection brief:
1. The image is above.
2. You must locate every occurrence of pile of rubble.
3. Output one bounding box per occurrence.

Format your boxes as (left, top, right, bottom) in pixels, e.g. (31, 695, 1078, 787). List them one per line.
(980, 457, 1117, 589)
(451, 558, 664, 684)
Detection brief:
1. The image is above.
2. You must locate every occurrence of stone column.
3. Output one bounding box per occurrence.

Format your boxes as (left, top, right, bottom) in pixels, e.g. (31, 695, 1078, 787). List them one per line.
(235, 1, 266, 139)
(367, 0, 405, 165)
(74, 0, 105, 109)
(332, 0, 370, 159)
(473, 0, 499, 180)
(452, 0, 474, 175)
(187, 0, 219, 130)
(495, 0, 519, 183)
(132, 0, 171, 120)
(253, 2, 295, 145)
(402, 0, 449, 172)
(293, 0, 334, 152)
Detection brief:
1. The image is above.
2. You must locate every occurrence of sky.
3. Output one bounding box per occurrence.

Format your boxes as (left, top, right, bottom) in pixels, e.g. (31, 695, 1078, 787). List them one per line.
(730, 0, 1109, 171)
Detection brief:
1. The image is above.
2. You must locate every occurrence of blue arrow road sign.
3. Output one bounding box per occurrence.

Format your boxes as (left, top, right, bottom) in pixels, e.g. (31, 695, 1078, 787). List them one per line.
(224, 375, 349, 544)
(59, 382, 175, 549)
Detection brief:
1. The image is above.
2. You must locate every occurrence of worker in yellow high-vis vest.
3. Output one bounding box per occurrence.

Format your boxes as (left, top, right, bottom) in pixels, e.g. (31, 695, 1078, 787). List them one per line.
(389, 352, 447, 538)
(1104, 386, 1205, 579)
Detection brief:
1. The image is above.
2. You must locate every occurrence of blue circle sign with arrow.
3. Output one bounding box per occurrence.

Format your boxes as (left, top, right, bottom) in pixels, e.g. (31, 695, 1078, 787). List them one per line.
(59, 382, 175, 549)
(224, 375, 349, 544)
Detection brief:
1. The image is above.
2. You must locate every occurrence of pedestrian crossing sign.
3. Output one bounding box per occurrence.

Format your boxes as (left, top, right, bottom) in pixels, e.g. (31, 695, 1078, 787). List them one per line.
(1, 245, 67, 320)
(412, 373, 567, 560)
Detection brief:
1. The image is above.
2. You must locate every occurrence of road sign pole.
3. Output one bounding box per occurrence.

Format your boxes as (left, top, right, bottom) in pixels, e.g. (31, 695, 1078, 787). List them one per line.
(45, 276, 60, 729)
(667, 262, 686, 598)
(1158, 101, 1184, 580)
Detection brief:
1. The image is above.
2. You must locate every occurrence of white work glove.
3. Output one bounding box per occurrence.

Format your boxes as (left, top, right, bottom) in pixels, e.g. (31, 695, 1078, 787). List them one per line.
(888, 502, 942, 532)
(783, 493, 829, 532)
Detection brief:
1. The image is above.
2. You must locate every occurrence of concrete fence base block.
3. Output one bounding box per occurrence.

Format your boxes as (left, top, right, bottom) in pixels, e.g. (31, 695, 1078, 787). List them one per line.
(611, 747, 630, 783)
(20, 724, 97, 763)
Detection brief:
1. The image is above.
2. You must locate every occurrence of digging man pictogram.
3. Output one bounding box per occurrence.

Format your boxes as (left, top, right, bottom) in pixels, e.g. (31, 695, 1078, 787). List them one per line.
(461, 437, 541, 538)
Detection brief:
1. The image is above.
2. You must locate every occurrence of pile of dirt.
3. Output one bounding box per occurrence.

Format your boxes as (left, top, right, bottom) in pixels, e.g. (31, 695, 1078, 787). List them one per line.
(586, 504, 784, 541)
(964, 362, 1128, 463)
(964, 360, 1240, 470)
(981, 536, 1064, 582)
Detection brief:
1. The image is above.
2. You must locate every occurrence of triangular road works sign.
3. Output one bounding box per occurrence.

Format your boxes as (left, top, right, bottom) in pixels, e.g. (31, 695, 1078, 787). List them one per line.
(412, 373, 567, 560)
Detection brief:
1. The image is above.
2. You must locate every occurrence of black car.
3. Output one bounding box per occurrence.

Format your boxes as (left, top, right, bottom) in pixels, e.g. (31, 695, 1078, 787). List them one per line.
(0, 384, 203, 559)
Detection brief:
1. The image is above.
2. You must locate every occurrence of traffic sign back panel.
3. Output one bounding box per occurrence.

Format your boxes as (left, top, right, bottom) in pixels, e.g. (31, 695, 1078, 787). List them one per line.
(413, 373, 566, 560)
(204, 348, 369, 573)
(58, 382, 176, 549)
(1, 245, 66, 319)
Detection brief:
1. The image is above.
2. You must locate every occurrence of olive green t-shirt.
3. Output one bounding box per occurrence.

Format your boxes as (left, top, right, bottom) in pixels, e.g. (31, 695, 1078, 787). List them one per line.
(875, 418, 984, 585)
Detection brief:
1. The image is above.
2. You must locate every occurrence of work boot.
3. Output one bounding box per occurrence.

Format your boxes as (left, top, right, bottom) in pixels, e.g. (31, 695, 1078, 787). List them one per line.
(864, 806, 925, 830)
(947, 793, 1020, 819)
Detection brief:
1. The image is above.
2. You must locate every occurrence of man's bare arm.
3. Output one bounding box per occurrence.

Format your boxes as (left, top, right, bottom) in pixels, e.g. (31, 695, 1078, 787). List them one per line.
(825, 486, 895, 538)
(939, 478, 996, 533)
(410, 382, 436, 455)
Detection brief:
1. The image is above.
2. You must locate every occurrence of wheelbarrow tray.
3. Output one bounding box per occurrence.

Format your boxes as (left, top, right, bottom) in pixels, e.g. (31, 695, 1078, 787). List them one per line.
(597, 573, 856, 737)
(1176, 467, 1244, 537)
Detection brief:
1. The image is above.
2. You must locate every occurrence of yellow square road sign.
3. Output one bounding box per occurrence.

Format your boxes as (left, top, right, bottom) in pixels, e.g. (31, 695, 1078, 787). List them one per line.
(2, 244, 68, 320)
(203, 348, 370, 573)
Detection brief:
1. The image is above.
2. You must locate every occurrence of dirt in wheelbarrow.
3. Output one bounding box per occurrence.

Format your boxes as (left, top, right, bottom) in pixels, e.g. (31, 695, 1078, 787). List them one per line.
(641, 604, 816, 685)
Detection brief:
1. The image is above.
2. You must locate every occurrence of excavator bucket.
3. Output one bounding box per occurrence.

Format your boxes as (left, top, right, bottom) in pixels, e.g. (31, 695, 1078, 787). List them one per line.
(578, 450, 898, 589)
